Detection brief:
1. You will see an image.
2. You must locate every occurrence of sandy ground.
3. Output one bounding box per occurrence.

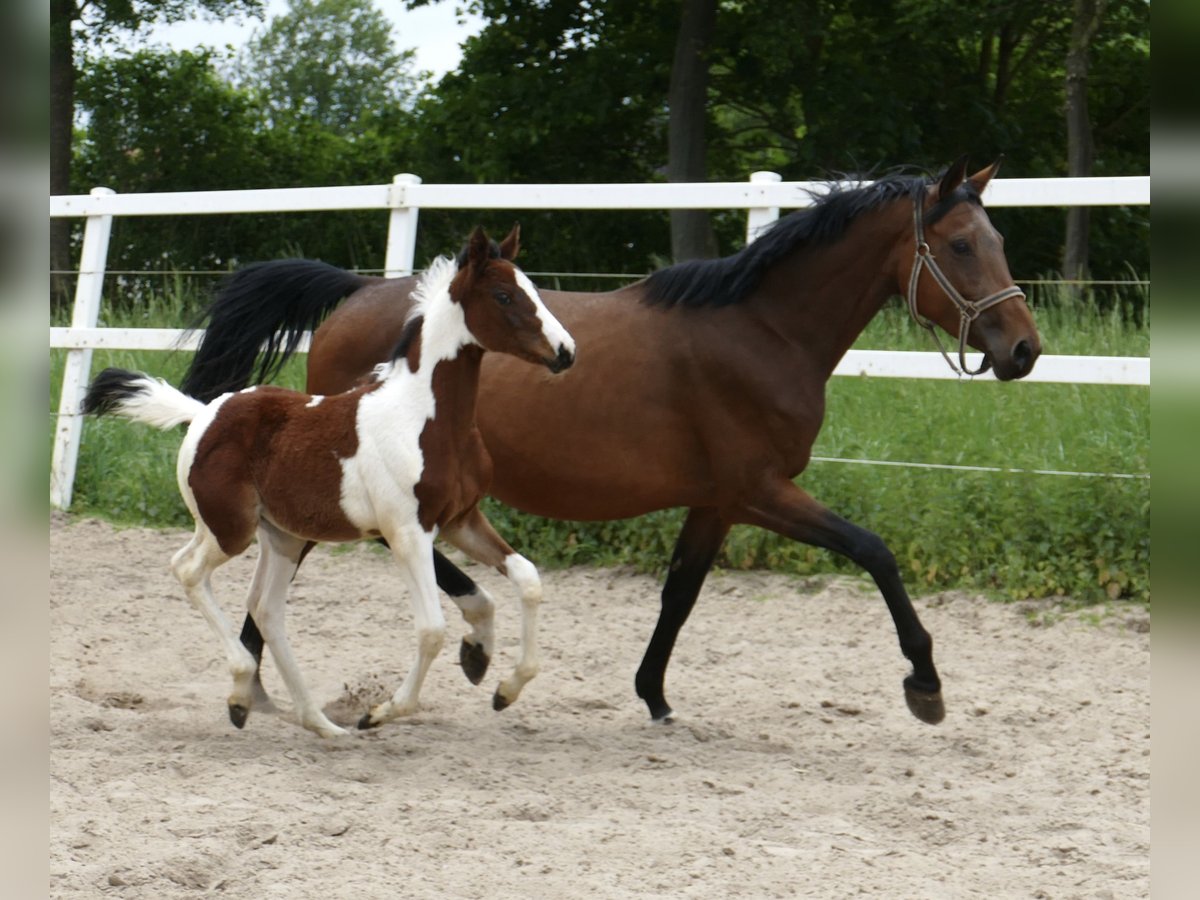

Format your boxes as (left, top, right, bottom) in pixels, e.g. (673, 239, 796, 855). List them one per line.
(50, 515, 1149, 898)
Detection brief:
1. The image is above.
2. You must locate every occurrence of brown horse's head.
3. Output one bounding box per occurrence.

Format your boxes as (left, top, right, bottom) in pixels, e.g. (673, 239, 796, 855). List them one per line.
(910, 158, 1041, 380)
(453, 225, 576, 372)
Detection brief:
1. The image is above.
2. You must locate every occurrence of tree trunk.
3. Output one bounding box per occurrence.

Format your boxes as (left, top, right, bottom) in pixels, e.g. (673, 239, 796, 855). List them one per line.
(50, 0, 77, 311)
(1063, 0, 1104, 292)
(667, 0, 717, 262)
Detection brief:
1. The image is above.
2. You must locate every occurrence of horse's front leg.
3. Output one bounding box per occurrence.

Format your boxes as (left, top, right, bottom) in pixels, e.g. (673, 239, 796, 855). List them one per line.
(359, 527, 446, 729)
(433, 547, 496, 686)
(736, 477, 944, 724)
(442, 507, 543, 712)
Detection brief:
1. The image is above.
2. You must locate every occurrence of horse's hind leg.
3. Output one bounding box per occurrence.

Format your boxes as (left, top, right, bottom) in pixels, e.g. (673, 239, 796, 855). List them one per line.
(238, 550, 276, 713)
(359, 527, 446, 729)
(170, 525, 259, 728)
(635, 507, 730, 722)
(251, 524, 347, 738)
(239, 539, 318, 713)
(442, 507, 542, 712)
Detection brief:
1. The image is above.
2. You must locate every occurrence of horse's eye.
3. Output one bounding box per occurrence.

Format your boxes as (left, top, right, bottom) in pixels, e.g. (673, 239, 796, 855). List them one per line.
(494, 289, 512, 306)
(951, 239, 971, 256)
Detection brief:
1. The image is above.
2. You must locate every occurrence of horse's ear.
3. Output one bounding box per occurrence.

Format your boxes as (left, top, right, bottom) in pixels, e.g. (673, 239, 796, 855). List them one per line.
(466, 226, 490, 273)
(968, 156, 1004, 193)
(498, 223, 521, 261)
(937, 155, 970, 201)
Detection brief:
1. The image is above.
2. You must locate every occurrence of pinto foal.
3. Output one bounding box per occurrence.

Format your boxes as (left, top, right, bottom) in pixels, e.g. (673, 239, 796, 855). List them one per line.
(82, 227, 575, 737)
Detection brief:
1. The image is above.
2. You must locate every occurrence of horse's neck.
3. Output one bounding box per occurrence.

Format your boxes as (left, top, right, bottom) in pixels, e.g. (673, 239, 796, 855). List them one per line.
(379, 301, 484, 441)
(751, 202, 909, 374)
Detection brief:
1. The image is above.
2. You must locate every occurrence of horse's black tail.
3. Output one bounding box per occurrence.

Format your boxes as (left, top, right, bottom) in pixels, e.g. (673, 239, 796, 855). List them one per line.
(180, 259, 369, 402)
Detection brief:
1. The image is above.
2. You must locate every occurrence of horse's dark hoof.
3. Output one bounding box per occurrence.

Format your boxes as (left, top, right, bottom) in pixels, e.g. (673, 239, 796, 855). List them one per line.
(651, 708, 675, 724)
(357, 711, 380, 730)
(228, 703, 249, 730)
(904, 684, 946, 724)
(492, 690, 511, 712)
(460, 639, 490, 686)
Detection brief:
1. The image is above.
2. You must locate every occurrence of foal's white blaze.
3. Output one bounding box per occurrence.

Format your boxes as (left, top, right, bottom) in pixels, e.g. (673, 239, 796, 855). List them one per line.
(513, 267, 575, 358)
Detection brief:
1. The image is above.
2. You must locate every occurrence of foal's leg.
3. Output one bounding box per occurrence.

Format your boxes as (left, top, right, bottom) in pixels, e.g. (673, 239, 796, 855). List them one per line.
(735, 477, 944, 724)
(237, 549, 277, 713)
(250, 523, 347, 738)
(635, 507, 730, 722)
(442, 507, 543, 712)
(359, 527, 447, 729)
(169, 524, 259, 726)
(238, 545, 491, 691)
(434, 548, 496, 686)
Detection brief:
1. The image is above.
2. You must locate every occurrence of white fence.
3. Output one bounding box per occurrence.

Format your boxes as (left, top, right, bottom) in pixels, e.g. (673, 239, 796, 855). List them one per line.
(49, 173, 1152, 508)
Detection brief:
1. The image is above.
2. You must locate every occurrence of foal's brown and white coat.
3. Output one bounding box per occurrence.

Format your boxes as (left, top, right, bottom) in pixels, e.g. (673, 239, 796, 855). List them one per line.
(83, 227, 575, 736)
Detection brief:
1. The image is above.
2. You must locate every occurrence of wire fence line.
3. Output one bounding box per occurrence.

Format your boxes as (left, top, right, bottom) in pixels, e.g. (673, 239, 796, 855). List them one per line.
(807, 456, 1148, 481)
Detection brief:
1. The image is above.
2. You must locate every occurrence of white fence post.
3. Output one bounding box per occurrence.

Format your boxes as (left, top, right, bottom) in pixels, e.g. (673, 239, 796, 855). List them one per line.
(745, 171, 782, 244)
(384, 173, 421, 277)
(50, 187, 115, 509)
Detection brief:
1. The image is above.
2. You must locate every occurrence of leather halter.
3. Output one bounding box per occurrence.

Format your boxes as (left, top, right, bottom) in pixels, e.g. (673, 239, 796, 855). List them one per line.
(906, 198, 1025, 376)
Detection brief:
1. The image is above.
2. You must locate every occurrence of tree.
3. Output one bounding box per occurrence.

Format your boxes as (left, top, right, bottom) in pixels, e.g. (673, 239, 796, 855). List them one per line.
(1062, 0, 1105, 288)
(667, 0, 717, 261)
(236, 0, 419, 131)
(50, 0, 262, 307)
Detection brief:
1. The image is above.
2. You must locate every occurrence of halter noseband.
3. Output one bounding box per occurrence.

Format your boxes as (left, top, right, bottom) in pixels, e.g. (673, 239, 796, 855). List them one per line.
(906, 198, 1025, 376)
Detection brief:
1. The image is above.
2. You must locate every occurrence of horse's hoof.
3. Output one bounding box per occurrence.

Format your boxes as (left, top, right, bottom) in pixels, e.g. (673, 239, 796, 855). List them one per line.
(228, 702, 250, 730)
(492, 690, 511, 712)
(652, 710, 676, 725)
(460, 639, 490, 686)
(357, 711, 381, 730)
(904, 684, 946, 724)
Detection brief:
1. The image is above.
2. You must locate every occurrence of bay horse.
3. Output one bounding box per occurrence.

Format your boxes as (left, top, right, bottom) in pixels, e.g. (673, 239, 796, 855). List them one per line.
(83, 227, 576, 736)
(181, 158, 1041, 727)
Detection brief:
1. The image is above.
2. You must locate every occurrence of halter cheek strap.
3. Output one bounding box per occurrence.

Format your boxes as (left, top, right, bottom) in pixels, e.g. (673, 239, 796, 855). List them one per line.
(906, 199, 1025, 376)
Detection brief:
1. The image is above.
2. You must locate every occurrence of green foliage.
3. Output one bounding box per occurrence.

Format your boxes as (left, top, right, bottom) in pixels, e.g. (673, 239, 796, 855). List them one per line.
(237, 0, 419, 129)
(68, 0, 1149, 300)
(54, 286, 1149, 606)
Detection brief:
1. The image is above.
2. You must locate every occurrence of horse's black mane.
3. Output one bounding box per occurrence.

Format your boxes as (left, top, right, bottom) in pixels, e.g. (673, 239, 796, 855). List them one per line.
(642, 169, 979, 310)
(388, 313, 425, 365)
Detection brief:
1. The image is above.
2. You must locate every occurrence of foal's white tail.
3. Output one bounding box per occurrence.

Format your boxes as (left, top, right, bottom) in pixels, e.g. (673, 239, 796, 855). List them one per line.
(81, 367, 206, 430)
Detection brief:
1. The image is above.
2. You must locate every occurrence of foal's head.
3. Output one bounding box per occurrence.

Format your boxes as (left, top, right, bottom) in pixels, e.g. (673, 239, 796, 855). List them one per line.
(907, 157, 1041, 380)
(452, 225, 576, 373)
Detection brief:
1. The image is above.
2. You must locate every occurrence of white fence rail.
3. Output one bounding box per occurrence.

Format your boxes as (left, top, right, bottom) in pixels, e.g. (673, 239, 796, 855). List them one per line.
(49, 173, 1151, 508)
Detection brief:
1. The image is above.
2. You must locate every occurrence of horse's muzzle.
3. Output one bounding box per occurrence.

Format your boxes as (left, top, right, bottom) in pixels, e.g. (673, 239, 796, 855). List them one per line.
(547, 345, 575, 373)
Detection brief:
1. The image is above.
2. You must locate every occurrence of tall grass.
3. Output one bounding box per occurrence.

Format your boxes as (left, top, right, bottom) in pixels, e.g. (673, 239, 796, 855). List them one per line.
(51, 284, 1149, 604)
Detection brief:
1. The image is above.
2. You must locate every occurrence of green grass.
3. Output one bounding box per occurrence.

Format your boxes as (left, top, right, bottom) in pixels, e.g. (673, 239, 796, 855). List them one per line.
(51, 286, 1149, 604)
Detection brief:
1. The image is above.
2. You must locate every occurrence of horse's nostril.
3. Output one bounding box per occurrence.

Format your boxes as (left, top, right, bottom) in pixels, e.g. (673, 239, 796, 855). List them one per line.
(1012, 339, 1032, 368)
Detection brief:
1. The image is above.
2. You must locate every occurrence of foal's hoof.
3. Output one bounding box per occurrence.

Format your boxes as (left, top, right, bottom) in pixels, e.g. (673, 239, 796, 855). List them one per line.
(228, 702, 250, 730)
(357, 711, 381, 730)
(460, 639, 491, 686)
(492, 690, 512, 712)
(903, 682, 946, 725)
